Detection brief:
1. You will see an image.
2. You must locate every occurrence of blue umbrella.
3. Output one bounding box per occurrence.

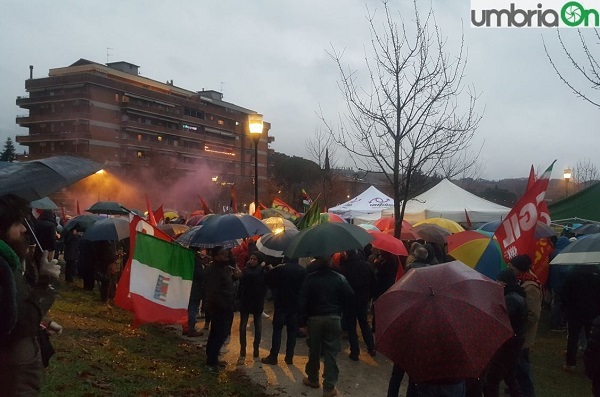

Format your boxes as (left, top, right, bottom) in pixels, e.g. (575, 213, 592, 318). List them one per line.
(175, 214, 271, 248)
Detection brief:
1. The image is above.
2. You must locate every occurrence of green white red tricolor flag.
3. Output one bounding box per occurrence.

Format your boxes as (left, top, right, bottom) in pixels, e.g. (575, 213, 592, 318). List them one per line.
(495, 161, 556, 262)
(129, 233, 195, 326)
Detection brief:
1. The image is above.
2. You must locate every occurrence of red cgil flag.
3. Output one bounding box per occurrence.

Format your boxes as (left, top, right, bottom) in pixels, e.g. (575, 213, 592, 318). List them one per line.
(76, 200, 81, 216)
(145, 194, 157, 226)
(198, 195, 213, 214)
(154, 205, 164, 224)
(526, 165, 551, 226)
(495, 161, 555, 262)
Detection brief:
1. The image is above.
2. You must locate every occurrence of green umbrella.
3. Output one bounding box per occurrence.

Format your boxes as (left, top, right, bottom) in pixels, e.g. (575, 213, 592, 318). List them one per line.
(284, 222, 374, 258)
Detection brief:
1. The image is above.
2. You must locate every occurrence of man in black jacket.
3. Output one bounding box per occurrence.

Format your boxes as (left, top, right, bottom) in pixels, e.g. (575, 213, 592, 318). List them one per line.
(261, 257, 307, 365)
(0, 194, 55, 396)
(561, 264, 600, 371)
(34, 210, 57, 261)
(298, 255, 353, 397)
(203, 246, 241, 372)
(585, 315, 600, 396)
(339, 249, 376, 360)
(63, 225, 81, 283)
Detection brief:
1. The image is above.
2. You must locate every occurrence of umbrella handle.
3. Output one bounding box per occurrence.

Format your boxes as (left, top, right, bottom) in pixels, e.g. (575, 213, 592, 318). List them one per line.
(24, 218, 44, 252)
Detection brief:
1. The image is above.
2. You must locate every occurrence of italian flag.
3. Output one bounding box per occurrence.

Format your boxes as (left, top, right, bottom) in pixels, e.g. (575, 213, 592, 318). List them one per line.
(129, 232, 195, 326)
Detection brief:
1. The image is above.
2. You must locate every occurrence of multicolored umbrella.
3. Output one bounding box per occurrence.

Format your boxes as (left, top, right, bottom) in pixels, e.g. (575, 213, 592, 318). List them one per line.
(284, 222, 374, 258)
(478, 220, 557, 239)
(366, 230, 408, 256)
(373, 216, 412, 232)
(374, 261, 513, 383)
(447, 230, 507, 279)
(413, 218, 465, 233)
(320, 212, 346, 223)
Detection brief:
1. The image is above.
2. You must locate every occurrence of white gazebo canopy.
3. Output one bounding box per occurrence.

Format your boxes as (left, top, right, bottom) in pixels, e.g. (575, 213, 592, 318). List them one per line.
(401, 179, 511, 224)
(328, 185, 394, 221)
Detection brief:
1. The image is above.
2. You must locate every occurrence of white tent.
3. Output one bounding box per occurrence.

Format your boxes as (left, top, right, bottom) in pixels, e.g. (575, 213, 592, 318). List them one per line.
(328, 185, 394, 221)
(401, 179, 510, 223)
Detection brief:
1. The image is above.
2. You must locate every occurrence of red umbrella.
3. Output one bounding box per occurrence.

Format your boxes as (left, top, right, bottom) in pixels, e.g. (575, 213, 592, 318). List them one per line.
(374, 261, 513, 383)
(373, 216, 412, 232)
(367, 230, 408, 256)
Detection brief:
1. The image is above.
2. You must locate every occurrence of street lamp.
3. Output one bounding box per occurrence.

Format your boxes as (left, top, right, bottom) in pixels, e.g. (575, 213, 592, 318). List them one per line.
(564, 168, 572, 197)
(248, 114, 263, 211)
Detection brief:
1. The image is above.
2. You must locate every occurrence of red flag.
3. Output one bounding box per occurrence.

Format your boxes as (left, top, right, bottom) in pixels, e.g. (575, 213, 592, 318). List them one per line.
(495, 161, 555, 262)
(526, 165, 551, 225)
(145, 194, 157, 226)
(253, 208, 262, 219)
(526, 165, 536, 191)
(114, 215, 172, 314)
(154, 205, 164, 224)
(259, 201, 267, 210)
(272, 197, 301, 218)
(230, 185, 238, 213)
(464, 209, 472, 228)
(76, 200, 81, 216)
(198, 195, 213, 214)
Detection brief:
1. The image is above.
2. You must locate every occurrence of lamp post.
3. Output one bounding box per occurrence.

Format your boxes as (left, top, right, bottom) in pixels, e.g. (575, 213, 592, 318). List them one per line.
(248, 114, 264, 212)
(564, 168, 572, 197)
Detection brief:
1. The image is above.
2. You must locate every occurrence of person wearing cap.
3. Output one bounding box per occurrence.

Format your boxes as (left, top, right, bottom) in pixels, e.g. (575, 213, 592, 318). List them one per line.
(483, 269, 528, 397)
(508, 254, 542, 397)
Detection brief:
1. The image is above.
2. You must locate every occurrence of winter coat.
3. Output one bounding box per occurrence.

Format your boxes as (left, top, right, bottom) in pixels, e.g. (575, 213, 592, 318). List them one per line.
(520, 277, 543, 349)
(63, 230, 81, 262)
(561, 265, 600, 324)
(265, 262, 306, 314)
(339, 253, 376, 305)
(238, 265, 267, 314)
(203, 260, 237, 314)
(35, 211, 57, 251)
(504, 283, 527, 338)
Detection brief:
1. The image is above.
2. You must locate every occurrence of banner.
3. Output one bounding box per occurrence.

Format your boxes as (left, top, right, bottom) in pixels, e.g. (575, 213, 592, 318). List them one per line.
(272, 197, 301, 218)
(495, 161, 556, 262)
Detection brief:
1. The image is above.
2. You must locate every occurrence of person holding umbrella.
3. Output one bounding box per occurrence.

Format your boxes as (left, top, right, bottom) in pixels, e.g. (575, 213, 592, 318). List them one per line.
(63, 224, 82, 283)
(297, 255, 354, 397)
(508, 254, 542, 397)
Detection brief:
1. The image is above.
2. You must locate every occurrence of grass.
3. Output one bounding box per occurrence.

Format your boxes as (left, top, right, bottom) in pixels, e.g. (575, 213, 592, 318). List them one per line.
(42, 282, 269, 397)
(532, 309, 590, 397)
(42, 282, 593, 396)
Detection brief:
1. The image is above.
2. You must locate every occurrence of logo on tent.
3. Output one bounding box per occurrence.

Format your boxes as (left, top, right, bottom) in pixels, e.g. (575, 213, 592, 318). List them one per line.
(369, 197, 391, 206)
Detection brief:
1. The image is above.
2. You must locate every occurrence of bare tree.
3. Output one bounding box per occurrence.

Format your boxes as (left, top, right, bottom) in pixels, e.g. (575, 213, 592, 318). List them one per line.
(573, 158, 599, 189)
(305, 128, 338, 169)
(321, 0, 481, 237)
(543, 29, 600, 108)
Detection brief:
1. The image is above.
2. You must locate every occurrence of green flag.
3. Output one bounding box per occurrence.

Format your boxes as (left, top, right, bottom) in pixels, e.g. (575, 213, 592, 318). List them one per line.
(297, 198, 321, 230)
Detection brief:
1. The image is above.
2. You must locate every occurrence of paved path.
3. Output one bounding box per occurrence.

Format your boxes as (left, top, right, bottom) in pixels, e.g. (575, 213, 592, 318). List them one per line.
(181, 304, 408, 396)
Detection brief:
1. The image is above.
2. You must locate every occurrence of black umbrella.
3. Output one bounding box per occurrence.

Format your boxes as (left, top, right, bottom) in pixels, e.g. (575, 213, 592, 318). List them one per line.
(82, 218, 130, 241)
(64, 214, 102, 232)
(0, 156, 102, 201)
(87, 201, 130, 215)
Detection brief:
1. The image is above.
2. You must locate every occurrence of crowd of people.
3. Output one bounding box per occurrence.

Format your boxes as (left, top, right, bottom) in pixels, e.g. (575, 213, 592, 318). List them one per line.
(2, 195, 600, 397)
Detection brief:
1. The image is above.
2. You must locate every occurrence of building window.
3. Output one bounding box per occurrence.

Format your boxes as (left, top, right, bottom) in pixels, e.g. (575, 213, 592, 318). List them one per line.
(137, 134, 142, 141)
(217, 119, 224, 125)
(158, 136, 163, 142)
(137, 151, 143, 158)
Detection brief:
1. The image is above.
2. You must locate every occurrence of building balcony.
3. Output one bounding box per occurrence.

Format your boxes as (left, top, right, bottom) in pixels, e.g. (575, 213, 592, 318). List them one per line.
(16, 93, 90, 108)
(119, 138, 206, 157)
(16, 131, 91, 145)
(121, 100, 181, 121)
(16, 112, 91, 125)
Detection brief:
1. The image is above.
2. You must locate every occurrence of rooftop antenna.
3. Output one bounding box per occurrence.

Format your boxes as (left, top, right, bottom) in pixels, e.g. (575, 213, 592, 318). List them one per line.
(106, 47, 114, 64)
(220, 82, 226, 97)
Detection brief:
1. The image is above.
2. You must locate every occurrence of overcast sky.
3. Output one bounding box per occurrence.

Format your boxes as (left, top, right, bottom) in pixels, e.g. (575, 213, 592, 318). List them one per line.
(0, 0, 597, 180)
